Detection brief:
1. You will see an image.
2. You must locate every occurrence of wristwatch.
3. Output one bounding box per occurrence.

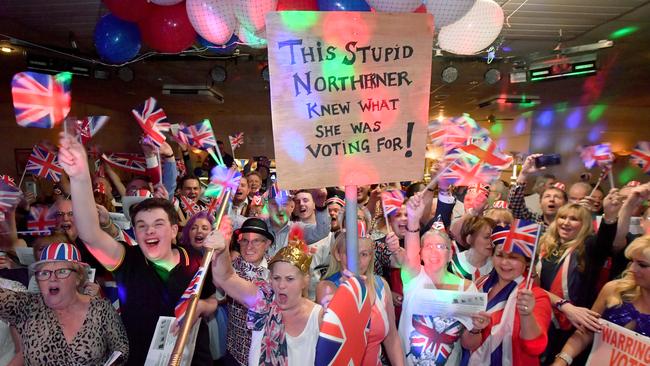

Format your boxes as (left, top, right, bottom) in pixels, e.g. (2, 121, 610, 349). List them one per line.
(555, 352, 573, 365)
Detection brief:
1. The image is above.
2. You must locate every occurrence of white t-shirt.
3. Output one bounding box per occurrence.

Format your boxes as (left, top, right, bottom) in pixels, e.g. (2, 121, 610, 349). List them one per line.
(249, 303, 322, 366)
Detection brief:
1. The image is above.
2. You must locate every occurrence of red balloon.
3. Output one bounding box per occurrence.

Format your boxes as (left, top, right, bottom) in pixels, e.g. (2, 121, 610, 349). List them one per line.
(277, 0, 318, 10)
(103, 0, 154, 23)
(413, 4, 426, 13)
(138, 3, 197, 53)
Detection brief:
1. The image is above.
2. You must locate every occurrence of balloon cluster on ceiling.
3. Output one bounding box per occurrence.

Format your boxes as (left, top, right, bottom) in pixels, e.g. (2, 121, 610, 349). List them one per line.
(94, 0, 504, 64)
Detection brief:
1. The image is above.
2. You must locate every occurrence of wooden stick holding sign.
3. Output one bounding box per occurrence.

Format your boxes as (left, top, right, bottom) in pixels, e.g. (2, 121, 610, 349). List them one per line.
(345, 185, 359, 274)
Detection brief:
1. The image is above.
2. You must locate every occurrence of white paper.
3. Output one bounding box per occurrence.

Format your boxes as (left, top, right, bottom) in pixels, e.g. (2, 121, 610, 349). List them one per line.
(586, 319, 650, 366)
(144, 316, 200, 366)
(411, 288, 487, 329)
(103, 351, 123, 366)
(16, 247, 36, 266)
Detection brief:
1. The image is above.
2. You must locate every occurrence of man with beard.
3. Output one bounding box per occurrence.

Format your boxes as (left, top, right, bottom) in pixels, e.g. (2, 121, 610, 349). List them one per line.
(509, 154, 568, 228)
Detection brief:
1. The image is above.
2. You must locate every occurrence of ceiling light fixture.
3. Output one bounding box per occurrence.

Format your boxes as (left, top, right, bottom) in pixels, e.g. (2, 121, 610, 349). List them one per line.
(441, 66, 458, 83)
(1, 46, 14, 53)
(210, 65, 227, 82)
(484, 68, 501, 84)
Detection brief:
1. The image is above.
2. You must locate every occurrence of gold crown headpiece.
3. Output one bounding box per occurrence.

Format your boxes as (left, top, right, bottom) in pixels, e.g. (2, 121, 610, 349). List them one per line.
(269, 224, 312, 274)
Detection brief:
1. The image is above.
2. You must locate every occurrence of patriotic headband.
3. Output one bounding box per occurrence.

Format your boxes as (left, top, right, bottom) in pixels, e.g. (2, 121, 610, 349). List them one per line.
(428, 215, 447, 235)
(492, 200, 508, 209)
(133, 188, 153, 198)
(467, 183, 490, 196)
(325, 197, 345, 207)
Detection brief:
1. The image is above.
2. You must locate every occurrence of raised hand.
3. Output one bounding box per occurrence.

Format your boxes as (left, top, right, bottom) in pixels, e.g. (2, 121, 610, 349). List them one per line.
(517, 154, 544, 185)
(516, 289, 535, 317)
(385, 232, 400, 253)
(58, 132, 89, 179)
(602, 188, 623, 222)
(406, 192, 426, 223)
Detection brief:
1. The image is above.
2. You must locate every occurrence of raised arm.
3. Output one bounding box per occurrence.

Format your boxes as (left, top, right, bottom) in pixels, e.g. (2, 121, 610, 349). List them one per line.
(509, 154, 544, 221)
(103, 161, 126, 198)
(304, 188, 331, 244)
(159, 142, 177, 199)
(58, 133, 124, 270)
(613, 184, 650, 252)
(403, 192, 425, 281)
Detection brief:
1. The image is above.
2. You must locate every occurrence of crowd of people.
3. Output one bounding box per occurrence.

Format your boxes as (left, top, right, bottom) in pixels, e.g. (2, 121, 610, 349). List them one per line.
(0, 133, 649, 366)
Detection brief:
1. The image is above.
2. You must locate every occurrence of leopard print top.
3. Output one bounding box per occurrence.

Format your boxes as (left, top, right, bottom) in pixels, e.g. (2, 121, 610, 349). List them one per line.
(0, 288, 129, 365)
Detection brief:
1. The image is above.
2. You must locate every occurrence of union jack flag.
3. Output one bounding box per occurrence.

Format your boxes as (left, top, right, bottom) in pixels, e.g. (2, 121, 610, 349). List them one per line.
(0, 175, 16, 187)
(11, 71, 71, 128)
(132, 97, 170, 147)
(76, 116, 109, 145)
(121, 229, 138, 246)
(229, 132, 244, 150)
(0, 181, 22, 213)
(381, 189, 404, 216)
(457, 137, 513, 170)
(429, 115, 489, 152)
(408, 315, 461, 363)
(26, 144, 63, 182)
(175, 267, 206, 326)
(170, 123, 189, 145)
(630, 141, 650, 175)
(180, 120, 217, 150)
(205, 166, 242, 198)
(315, 276, 372, 366)
(579, 143, 613, 169)
(491, 219, 540, 258)
(27, 206, 56, 231)
(440, 153, 500, 187)
(101, 153, 146, 174)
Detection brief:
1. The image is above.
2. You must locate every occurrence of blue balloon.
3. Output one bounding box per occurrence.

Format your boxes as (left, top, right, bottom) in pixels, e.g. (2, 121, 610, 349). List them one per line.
(94, 14, 141, 64)
(318, 0, 371, 11)
(197, 34, 240, 55)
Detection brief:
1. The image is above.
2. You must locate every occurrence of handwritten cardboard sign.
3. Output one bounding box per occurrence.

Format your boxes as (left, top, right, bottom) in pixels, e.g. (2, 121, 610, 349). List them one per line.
(586, 319, 650, 366)
(266, 11, 433, 189)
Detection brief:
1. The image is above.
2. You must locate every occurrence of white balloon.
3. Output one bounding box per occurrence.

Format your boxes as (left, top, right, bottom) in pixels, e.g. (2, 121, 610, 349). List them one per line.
(150, 0, 184, 5)
(438, 0, 503, 55)
(366, 0, 422, 12)
(231, 0, 278, 35)
(236, 23, 267, 49)
(425, 0, 476, 29)
(187, 0, 237, 45)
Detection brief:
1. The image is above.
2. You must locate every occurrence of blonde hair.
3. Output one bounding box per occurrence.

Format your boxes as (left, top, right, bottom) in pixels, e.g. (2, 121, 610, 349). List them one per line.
(34, 261, 89, 293)
(484, 208, 514, 226)
(324, 232, 376, 291)
(540, 204, 593, 272)
(606, 236, 650, 307)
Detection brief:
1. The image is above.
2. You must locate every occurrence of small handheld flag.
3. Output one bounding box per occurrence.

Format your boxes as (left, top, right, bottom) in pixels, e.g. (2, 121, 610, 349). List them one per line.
(229, 132, 244, 150)
(630, 141, 650, 175)
(101, 153, 146, 174)
(12, 71, 71, 128)
(132, 97, 170, 147)
(26, 144, 63, 182)
(579, 143, 613, 169)
(205, 166, 242, 198)
(27, 206, 56, 231)
(180, 120, 217, 150)
(77, 116, 109, 145)
(491, 219, 540, 259)
(381, 190, 405, 216)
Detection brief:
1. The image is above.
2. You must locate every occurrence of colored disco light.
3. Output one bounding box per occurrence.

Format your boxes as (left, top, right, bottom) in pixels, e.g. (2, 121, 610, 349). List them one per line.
(618, 166, 638, 185)
(536, 110, 553, 127)
(610, 26, 639, 40)
(514, 117, 526, 134)
(490, 122, 503, 136)
(554, 102, 568, 113)
(280, 11, 318, 31)
(588, 104, 607, 122)
(282, 129, 307, 163)
(565, 109, 582, 129)
(588, 124, 604, 142)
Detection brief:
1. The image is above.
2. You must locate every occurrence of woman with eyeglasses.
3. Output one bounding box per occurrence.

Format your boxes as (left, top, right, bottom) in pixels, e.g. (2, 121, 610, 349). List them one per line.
(0, 243, 128, 365)
(400, 193, 490, 365)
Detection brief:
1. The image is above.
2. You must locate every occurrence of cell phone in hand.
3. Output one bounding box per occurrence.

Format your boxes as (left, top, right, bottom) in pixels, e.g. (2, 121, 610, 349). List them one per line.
(534, 154, 561, 168)
(25, 181, 38, 196)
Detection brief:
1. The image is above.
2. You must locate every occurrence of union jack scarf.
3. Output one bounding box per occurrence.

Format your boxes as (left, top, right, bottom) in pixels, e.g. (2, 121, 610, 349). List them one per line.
(247, 280, 288, 366)
(469, 272, 523, 366)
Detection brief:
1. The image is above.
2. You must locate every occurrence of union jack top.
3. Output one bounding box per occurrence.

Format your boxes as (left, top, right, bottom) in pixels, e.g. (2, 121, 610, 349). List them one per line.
(11, 71, 71, 128)
(132, 97, 169, 147)
(229, 132, 244, 150)
(630, 141, 650, 175)
(181, 120, 217, 150)
(491, 219, 540, 259)
(26, 144, 63, 182)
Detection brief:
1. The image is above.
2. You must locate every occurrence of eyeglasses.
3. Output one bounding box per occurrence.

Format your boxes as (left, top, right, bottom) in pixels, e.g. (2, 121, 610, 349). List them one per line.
(238, 238, 267, 247)
(54, 211, 74, 218)
(422, 243, 449, 251)
(35, 268, 77, 281)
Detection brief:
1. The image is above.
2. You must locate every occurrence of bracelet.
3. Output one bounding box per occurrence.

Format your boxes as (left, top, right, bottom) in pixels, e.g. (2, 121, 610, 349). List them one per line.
(602, 215, 618, 224)
(555, 352, 573, 365)
(406, 226, 420, 233)
(554, 299, 571, 310)
(469, 328, 482, 335)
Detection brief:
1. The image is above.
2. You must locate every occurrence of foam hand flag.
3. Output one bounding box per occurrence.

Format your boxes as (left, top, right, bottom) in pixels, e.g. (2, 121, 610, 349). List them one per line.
(381, 190, 405, 216)
(11, 71, 71, 128)
(630, 141, 650, 175)
(26, 144, 63, 182)
(579, 143, 613, 169)
(180, 120, 217, 150)
(229, 132, 244, 150)
(101, 153, 146, 174)
(174, 267, 206, 326)
(132, 97, 170, 147)
(491, 219, 540, 258)
(205, 166, 242, 198)
(0, 180, 22, 213)
(27, 206, 56, 231)
(315, 275, 372, 366)
(457, 137, 513, 170)
(76, 116, 109, 145)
